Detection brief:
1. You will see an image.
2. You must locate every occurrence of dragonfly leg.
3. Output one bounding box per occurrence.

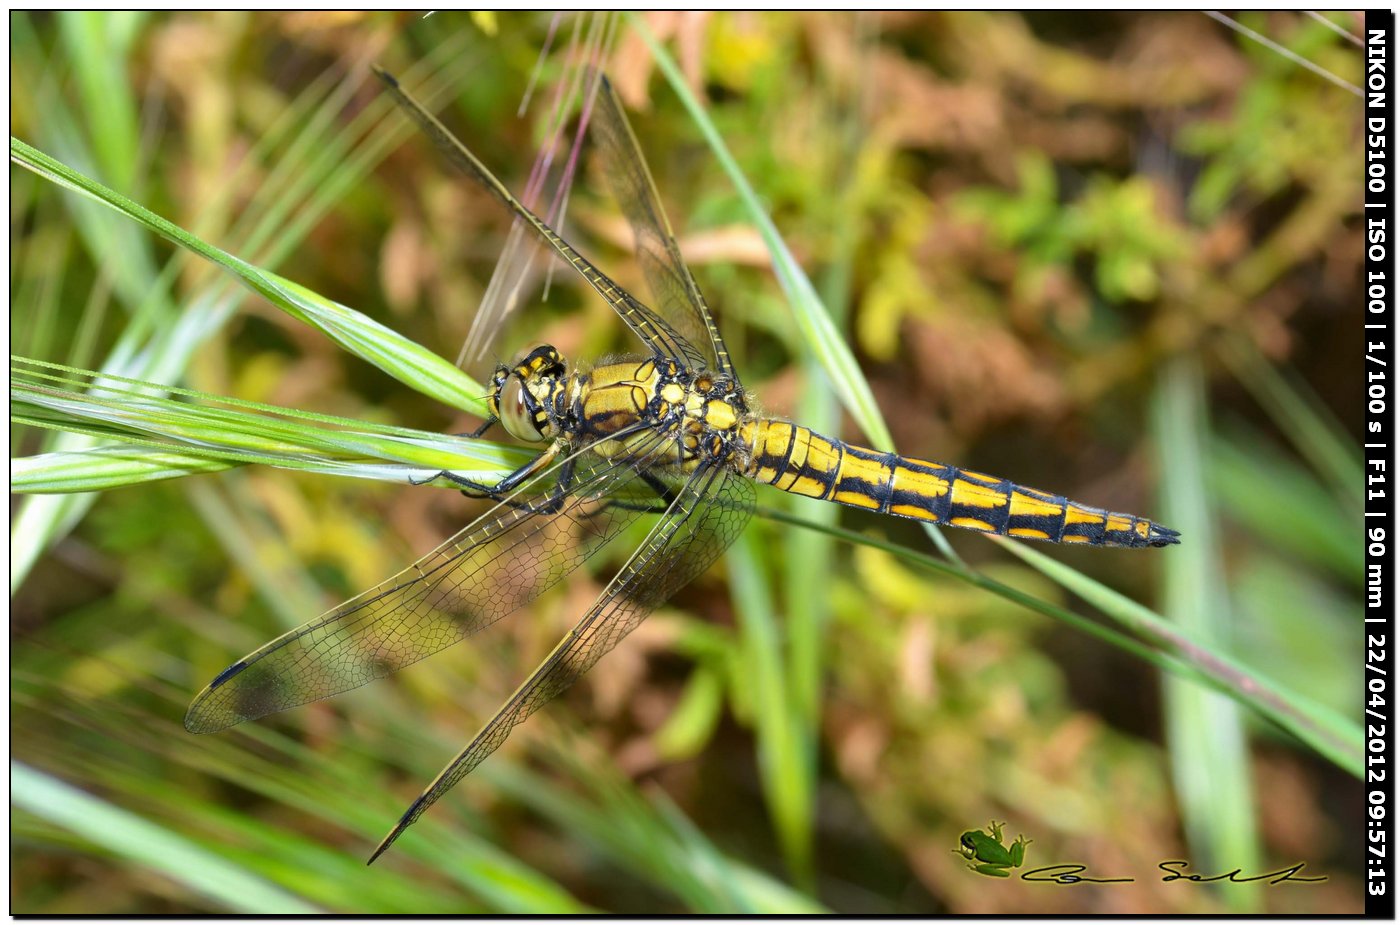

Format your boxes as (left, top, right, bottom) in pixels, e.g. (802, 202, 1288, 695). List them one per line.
(583, 469, 678, 518)
(424, 451, 584, 520)
(412, 441, 564, 497)
(405, 469, 503, 492)
(628, 470, 680, 513)
(453, 416, 498, 439)
(455, 455, 580, 515)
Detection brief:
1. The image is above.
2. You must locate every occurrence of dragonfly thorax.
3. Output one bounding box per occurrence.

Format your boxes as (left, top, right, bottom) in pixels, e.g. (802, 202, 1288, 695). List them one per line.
(560, 356, 752, 470)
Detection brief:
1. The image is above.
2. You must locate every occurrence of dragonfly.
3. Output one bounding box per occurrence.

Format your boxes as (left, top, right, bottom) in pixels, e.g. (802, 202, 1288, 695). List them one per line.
(185, 66, 1180, 863)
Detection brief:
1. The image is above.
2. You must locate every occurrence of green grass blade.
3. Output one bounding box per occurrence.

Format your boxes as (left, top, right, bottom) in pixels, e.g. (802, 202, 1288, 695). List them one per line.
(493, 750, 828, 913)
(12, 762, 322, 914)
(762, 506, 1362, 775)
(628, 16, 891, 453)
(57, 12, 144, 192)
(11, 358, 525, 491)
(183, 477, 347, 634)
(12, 446, 239, 493)
(12, 14, 169, 325)
(726, 530, 813, 887)
(1153, 355, 1261, 912)
(11, 136, 487, 416)
(631, 17, 959, 568)
(1217, 335, 1362, 514)
(10, 12, 181, 588)
(652, 794, 828, 913)
(993, 535, 1360, 774)
(785, 56, 869, 763)
(1210, 429, 1358, 581)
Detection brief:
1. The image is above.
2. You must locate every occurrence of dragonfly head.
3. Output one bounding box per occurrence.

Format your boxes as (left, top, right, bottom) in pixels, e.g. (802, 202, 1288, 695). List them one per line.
(490, 344, 568, 443)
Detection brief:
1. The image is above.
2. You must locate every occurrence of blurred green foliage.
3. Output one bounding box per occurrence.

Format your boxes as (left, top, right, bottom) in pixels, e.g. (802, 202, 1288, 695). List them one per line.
(11, 11, 1365, 914)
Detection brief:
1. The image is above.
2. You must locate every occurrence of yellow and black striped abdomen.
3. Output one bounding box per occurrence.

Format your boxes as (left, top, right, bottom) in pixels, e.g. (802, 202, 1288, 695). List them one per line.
(740, 419, 1179, 548)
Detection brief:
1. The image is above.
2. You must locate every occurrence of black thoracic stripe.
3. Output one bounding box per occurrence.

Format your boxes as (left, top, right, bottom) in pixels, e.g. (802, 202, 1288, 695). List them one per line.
(570, 373, 590, 425)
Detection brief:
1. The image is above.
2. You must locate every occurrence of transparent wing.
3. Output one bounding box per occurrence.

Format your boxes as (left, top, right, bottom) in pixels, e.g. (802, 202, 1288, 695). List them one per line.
(368, 463, 756, 862)
(374, 67, 710, 372)
(589, 76, 738, 382)
(184, 427, 675, 734)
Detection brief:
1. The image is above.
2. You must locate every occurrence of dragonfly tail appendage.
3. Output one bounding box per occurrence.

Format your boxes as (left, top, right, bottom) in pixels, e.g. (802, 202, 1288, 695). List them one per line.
(742, 420, 1179, 548)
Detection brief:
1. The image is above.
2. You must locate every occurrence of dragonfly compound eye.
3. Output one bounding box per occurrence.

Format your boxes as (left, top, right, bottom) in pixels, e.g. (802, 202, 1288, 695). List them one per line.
(499, 375, 547, 443)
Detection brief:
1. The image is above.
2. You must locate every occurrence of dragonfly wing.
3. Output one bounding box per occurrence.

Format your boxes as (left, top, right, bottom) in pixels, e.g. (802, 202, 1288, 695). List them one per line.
(368, 462, 755, 862)
(589, 75, 738, 383)
(184, 428, 674, 734)
(375, 67, 710, 374)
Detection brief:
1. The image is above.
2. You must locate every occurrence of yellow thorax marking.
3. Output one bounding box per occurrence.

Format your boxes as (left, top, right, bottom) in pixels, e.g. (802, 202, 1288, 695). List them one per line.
(704, 401, 737, 430)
